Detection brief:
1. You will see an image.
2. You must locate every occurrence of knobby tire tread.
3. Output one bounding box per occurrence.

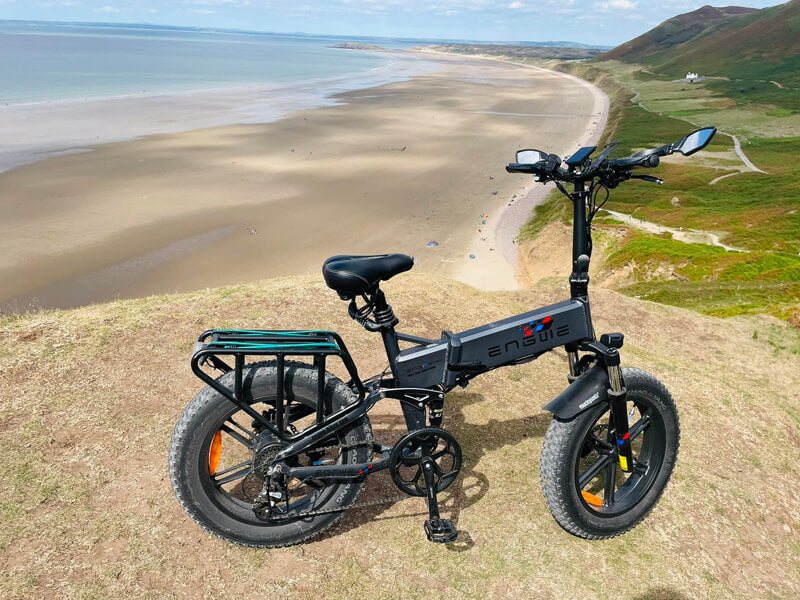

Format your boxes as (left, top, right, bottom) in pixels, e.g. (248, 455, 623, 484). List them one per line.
(539, 367, 680, 539)
(168, 360, 370, 548)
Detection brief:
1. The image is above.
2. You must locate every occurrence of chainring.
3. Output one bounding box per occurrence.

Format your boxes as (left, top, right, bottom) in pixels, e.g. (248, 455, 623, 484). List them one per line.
(388, 427, 462, 497)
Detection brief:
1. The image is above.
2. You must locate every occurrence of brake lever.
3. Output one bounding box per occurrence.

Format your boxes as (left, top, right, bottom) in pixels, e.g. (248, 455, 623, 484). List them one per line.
(630, 175, 663, 185)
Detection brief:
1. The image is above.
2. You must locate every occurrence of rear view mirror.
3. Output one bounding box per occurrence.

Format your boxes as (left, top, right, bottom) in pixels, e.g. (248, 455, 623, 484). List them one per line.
(516, 149, 546, 164)
(675, 127, 717, 156)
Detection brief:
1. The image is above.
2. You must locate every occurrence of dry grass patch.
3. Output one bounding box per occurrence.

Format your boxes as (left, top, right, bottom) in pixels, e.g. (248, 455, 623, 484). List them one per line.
(1, 273, 798, 599)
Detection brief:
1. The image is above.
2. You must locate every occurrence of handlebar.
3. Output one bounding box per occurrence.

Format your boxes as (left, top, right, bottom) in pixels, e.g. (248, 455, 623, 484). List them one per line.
(609, 153, 660, 169)
(506, 145, 662, 186)
(506, 154, 570, 180)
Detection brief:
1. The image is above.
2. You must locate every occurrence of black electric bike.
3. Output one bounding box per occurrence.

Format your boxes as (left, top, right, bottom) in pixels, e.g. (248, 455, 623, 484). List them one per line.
(169, 126, 717, 547)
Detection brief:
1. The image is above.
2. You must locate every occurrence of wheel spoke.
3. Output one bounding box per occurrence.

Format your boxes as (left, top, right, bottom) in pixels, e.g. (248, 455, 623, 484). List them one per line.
(220, 421, 257, 449)
(212, 459, 251, 478)
(578, 454, 611, 489)
(603, 460, 616, 506)
(629, 413, 651, 442)
(213, 463, 252, 486)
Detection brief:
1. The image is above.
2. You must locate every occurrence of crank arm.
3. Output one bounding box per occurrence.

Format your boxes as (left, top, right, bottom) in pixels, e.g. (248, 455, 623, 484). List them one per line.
(420, 455, 458, 543)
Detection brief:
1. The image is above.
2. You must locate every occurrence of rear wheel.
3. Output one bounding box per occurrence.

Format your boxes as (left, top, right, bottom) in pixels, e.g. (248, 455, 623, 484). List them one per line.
(168, 361, 372, 548)
(540, 368, 679, 539)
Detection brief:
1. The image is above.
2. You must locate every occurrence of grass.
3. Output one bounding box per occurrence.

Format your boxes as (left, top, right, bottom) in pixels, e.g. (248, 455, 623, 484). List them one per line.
(620, 278, 800, 321)
(597, 229, 800, 321)
(1, 274, 799, 599)
(591, 96, 800, 321)
(581, 59, 800, 139)
(508, 57, 800, 324)
(517, 190, 570, 242)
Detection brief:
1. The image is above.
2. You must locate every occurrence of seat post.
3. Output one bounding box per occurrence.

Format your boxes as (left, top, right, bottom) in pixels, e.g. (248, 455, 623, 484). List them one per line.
(373, 288, 401, 377)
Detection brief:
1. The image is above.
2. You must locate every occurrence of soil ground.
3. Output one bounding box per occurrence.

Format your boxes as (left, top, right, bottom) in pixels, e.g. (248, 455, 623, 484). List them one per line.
(1, 272, 798, 599)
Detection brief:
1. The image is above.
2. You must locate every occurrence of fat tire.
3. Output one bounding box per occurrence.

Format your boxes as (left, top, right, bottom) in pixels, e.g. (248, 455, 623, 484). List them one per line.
(168, 360, 372, 548)
(540, 367, 680, 539)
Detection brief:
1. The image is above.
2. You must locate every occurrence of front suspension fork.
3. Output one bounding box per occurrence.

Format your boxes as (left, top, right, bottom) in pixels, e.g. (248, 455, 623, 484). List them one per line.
(576, 336, 634, 473)
(607, 361, 634, 473)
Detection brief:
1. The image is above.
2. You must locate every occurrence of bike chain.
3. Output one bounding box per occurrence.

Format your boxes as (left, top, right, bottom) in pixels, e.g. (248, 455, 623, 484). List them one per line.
(261, 434, 413, 521)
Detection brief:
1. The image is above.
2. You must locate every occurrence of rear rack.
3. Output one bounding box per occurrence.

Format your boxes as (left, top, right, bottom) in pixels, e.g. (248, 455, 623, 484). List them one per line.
(191, 329, 365, 441)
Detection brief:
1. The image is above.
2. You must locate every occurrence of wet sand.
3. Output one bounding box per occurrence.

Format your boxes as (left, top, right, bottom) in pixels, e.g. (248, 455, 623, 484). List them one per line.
(0, 52, 605, 311)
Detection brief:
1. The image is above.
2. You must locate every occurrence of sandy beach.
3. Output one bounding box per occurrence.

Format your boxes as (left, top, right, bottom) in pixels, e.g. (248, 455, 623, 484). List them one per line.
(0, 51, 605, 311)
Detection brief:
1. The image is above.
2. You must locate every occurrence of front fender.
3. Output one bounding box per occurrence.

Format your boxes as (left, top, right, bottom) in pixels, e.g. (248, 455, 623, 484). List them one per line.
(543, 364, 609, 419)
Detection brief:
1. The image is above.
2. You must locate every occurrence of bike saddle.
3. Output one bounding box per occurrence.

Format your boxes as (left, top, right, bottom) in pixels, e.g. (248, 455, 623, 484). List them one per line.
(322, 254, 413, 297)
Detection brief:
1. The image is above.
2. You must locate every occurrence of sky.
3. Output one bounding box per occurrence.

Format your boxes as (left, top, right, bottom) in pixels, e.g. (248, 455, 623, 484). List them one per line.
(0, 0, 785, 46)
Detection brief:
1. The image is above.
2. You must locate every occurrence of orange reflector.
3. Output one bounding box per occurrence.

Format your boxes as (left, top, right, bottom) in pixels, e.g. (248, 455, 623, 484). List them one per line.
(209, 430, 222, 475)
(582, 491, 603, 507)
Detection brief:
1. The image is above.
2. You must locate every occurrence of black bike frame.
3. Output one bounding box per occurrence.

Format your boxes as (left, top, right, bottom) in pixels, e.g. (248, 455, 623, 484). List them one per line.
(192, 181, 632, 470)
(384, 181, 595, 386)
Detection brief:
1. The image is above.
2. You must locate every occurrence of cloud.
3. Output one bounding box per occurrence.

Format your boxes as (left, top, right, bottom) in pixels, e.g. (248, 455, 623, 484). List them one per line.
(508, 1, 523, 8)
(35, 1, 81, 6)
(594, 0, 638, 9)
(183, 0, 250, 6)
(96, 4, 119, 12)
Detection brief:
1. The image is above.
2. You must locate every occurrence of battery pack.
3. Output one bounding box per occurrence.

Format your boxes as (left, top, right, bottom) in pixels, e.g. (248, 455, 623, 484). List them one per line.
(394, 298, 592, 388)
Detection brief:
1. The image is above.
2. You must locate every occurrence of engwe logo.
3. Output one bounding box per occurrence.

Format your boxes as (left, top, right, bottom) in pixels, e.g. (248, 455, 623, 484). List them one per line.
(519, 316, 553, 338)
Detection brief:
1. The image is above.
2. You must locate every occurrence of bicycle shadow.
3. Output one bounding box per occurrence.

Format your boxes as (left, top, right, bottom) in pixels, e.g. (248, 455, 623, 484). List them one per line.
(320, 391, 552, 548)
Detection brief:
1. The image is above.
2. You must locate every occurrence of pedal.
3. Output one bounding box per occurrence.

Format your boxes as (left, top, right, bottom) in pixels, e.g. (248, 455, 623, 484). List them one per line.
(424, 518, 458, 543)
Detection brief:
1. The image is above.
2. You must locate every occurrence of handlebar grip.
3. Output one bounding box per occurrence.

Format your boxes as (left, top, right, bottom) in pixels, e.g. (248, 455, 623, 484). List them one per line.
(506, 161, 546, 174)
(611, 153, 660, 170)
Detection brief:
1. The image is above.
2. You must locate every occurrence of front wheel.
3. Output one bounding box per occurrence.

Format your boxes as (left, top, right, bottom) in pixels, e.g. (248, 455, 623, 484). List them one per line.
(540, 367, 680, 539)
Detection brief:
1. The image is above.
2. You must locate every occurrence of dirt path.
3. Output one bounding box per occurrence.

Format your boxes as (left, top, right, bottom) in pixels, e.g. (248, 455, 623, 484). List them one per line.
(723, 131, 767, 173)
(604, 209, 749, 252)
(709, 171, 744, 185)
(706, 132, 767, 183)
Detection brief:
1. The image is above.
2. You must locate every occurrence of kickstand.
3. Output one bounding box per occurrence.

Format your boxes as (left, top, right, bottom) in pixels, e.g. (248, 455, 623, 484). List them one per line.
(420, 455, 458, 543)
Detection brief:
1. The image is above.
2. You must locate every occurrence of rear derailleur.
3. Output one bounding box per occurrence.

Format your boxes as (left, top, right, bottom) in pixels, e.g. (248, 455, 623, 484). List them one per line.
(389, 427, 462, 543)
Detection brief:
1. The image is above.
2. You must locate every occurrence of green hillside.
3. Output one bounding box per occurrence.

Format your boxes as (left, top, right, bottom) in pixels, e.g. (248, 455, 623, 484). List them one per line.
(601, 5, 758, 62)
(599, 1, 800, 86)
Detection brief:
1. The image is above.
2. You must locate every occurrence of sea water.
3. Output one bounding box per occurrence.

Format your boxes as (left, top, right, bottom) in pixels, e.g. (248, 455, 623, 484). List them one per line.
(0, 22, 397, 105)
(0, 21, 434, 172)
